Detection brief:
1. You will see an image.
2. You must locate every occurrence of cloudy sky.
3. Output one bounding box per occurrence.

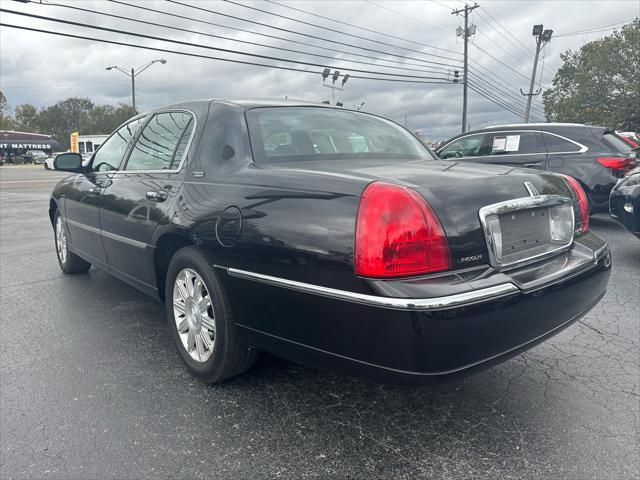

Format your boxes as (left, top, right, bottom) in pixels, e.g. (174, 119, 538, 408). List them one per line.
(1, 0, 638, 140)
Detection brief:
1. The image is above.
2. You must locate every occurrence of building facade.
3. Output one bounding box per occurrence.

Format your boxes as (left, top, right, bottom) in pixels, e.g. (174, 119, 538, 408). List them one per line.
(0, 130, 62, 162)
(77, 134, 109, 155)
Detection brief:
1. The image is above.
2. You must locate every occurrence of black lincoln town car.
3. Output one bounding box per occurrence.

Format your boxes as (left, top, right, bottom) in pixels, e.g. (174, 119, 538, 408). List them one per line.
(49, 100, 611, 385)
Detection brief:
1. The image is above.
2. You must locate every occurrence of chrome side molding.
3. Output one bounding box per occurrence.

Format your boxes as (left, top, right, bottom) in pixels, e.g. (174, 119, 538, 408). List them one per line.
(226, 268, 519, 311)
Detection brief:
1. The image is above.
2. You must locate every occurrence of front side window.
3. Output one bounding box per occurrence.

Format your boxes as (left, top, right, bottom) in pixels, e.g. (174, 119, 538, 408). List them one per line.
(438, 134, 486, 159)
(90, 117, 146, 172)
(125, 112, 194, 171)
(247, 107, 432, 164)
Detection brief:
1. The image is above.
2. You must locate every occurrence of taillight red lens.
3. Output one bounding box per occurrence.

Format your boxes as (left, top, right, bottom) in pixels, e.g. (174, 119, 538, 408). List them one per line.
(621, 136, 639, 148)
(355, 182, 450, 278)
(597, 156, 636, 171)
(562, 175, 589, 234)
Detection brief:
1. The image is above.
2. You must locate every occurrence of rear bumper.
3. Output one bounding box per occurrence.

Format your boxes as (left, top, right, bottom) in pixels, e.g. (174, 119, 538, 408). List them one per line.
(229, 233, 611, 385)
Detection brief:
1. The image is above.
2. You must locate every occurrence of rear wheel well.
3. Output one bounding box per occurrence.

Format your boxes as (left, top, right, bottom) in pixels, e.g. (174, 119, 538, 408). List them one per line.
(154, 233, 194, 301)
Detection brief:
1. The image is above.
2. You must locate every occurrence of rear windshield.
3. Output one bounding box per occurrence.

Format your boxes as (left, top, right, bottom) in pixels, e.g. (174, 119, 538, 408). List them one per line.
(246, 107, 432, 164)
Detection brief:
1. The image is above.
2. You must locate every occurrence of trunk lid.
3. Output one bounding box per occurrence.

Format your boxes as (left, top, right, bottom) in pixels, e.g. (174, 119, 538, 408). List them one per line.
(270, 159, 574, 270)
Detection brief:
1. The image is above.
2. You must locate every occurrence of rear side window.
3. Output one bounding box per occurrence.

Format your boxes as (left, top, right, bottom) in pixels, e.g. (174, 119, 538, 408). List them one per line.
(542, 133, 583, 153)
(487, 132, 544, 155)
(438, 134, 486, 158)
(125, 111, 194, 171)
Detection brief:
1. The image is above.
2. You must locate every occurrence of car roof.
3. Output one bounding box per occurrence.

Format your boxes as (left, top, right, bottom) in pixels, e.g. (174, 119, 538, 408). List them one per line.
(438, 123, 610, 147)
(155, 98, 344, 112)
(481, 122, 589, 129)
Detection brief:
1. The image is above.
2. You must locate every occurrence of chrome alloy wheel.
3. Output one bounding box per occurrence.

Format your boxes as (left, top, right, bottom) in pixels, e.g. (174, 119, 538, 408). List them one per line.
(55, 216, 68, 264)
(173, 268, 216, 362)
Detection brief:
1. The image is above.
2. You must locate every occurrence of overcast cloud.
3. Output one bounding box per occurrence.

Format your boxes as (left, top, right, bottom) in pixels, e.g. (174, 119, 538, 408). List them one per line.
(1, 0, 638, 140)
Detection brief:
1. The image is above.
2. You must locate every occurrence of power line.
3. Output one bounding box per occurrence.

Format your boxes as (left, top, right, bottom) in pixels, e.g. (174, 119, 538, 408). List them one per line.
(104, 0, 454, 72)
(167, 0, 462, 67)
(469, 82, 524, 119)
(237, 0, 463, 56)
(554, 20, 633, 37)
(1, 80, 127, 89)
(429, 0, 455, 12)
(469, 80, 545, 122)
(467, 71, 545, 116)
(471, 43, 530, 81)
(467, 64, 544, 114)
(265, 0, 461, 55)
(41, 1, 450, 77)
(469, 81, 544, 122)
(1, 8, 453, 82)
(0, 23, 453, 85)
(365, 0, 454, 36)
(135, 81, 193, 101)
(474, 29, 534, 69)
(476, 7, 533, 59)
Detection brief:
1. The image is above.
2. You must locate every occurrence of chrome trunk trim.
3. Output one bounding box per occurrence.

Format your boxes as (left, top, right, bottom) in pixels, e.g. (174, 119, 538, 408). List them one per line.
(478, 194, 574, 270)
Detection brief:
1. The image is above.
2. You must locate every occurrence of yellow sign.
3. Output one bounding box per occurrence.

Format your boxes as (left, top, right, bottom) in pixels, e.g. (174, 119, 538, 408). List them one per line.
(70, 132, 79, 153)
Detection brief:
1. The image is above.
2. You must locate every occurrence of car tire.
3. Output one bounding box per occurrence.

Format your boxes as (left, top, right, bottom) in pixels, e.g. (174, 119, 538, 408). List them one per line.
(54, 211, 91, 274)
(165, 246, 259, 383)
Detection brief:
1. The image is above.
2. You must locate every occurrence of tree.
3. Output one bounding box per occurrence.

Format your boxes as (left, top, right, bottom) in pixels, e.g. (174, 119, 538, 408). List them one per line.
(37, 98, 95, 149)
(543, 19, 640, 131)
(14, 104, 40, 132)
(0, 90, 16, 130)
(1, 95, 138, 149)
(88, 104, 137, 134)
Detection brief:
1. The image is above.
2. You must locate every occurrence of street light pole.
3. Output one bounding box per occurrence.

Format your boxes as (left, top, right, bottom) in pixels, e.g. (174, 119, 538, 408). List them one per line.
(131, 67, 136, 112)
(105, 59, 167, 112)
(321, 68, 350, 105)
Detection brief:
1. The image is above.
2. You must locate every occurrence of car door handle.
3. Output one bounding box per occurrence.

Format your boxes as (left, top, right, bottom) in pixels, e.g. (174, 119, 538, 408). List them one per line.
(523, 162, 542, 167)
(146, 190, 168, 202)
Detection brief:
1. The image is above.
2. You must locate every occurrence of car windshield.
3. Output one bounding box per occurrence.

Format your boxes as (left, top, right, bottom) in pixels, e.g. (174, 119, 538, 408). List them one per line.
(246, 107, 433, 164)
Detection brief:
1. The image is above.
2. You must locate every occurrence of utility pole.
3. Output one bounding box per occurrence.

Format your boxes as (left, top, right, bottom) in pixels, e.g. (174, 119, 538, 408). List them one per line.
(452, 3, 479, 133)
(521, 25, 553, 123)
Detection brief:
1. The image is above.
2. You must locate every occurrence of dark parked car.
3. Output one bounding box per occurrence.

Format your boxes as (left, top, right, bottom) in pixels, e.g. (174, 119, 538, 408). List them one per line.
(436, 123, 637, 213)
(49, 101, 611, 385)
(26, 149, 48, 164)
(610, 167, 640, 238)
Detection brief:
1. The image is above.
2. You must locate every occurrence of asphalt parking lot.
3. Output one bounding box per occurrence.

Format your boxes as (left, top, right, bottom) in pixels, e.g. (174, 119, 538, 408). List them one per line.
(1, 165, 638, 480)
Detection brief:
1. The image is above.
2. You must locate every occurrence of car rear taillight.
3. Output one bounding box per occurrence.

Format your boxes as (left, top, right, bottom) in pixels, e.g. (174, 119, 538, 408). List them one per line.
(562, 175, 589, 234)
(355, 182, 450, 278)
(620, 136, 639, 148)
(597, 156, 636, 171)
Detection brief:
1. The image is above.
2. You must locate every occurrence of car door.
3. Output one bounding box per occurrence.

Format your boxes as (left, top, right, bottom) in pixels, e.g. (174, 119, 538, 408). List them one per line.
(469, 131, 547, 170)
(98, 110, 196, 289)
(63, 118, 143, 265)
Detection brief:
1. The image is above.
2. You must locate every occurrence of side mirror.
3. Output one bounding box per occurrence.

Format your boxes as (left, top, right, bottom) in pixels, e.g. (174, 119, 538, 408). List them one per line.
(54, 153, 83, 172)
